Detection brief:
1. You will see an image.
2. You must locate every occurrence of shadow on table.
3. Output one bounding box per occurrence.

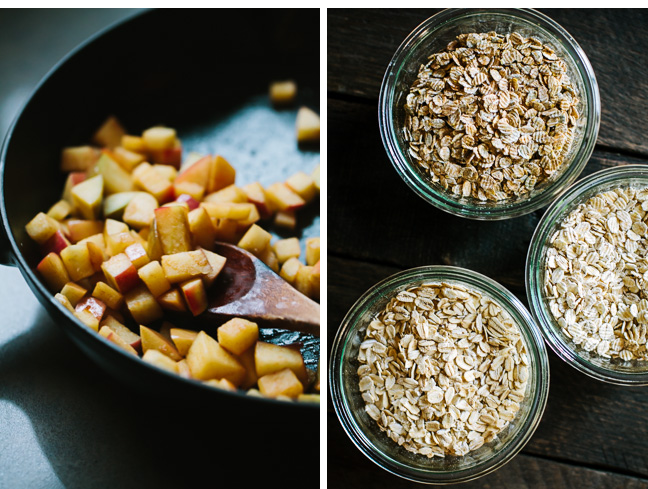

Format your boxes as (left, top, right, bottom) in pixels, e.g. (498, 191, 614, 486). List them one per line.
(0, 308, 319, 489)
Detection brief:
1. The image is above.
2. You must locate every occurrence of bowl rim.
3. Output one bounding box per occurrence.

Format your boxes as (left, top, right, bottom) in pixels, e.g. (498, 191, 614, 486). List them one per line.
(526, 163, 648, 386)
(329, 264, 550, 484)
(378, 7, 601, 221)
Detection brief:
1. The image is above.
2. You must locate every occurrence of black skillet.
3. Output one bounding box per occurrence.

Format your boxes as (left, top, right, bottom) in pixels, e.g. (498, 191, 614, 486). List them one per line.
(0, 8, 320, 412)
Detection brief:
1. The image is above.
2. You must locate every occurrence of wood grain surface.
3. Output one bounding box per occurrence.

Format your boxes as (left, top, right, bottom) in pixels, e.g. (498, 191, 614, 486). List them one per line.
(327, 8, 648, 488)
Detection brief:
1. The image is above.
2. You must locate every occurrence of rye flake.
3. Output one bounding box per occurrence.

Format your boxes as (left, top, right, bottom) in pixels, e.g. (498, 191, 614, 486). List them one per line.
(357, 283, 528, 458)
(403, 31, 580, 202)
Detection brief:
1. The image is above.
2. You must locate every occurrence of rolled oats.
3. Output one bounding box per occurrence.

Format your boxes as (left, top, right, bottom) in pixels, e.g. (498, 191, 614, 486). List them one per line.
(544, 186, 648, 362)
(403, 31, 579, 202)
(357, 283, 528, 458)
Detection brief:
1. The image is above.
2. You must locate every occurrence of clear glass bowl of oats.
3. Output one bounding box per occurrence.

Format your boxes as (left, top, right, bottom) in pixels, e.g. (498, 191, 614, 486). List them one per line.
(378, 8, 600, 220)
(527, 164, 648, 386)
(329, 265, 550, 484)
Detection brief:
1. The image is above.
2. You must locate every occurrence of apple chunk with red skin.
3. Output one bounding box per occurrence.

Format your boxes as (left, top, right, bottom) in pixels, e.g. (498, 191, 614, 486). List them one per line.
(37, 252, 71, 292)
(140, 324, 182, 361)
(242, 181, 273, 219)
(160, 249, 212, 283)
(25, 212, 61, 245)
(180, 277, 208, 316)
(41, 230, 71, 255)
(265, 182, 305, 212)
(101, 252, 140, 293)
(185, 330, 246, 385)
(154, 205, 193, 255)
(99, 325, 138, 356)
(75, 296, 107, 323)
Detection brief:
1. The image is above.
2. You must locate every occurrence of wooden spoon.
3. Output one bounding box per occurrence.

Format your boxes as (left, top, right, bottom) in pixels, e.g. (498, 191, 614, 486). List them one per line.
(199, 242, 320, 337)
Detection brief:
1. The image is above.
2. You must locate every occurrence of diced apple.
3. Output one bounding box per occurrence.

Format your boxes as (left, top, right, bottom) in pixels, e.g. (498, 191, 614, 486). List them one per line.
(157, 287, 187, 312)
(201, 202, 254, 221)
(237, 224, 272, 257)
(133, 162, 175, 203)
(54, 292, 75, 313)
(212, 218, 240, 243)
(173, 181, 205, 202)
(203, 184, 247, 204)
(75, 308, 100, 331)
(60, 281, 87, 307)
(112, 145, 146, 172)
(121, 134, 147, 153)
(100, 315, 142, 351)
(99, 325, 138, 355)
(123, 192, 158, 229)
(124, 285, 163, 324)
(305, 237, 320, 266)
(105, 231, 137, 257)
(235, 346, 259, 389)
(137, 260, 171, 298)
(170, 327, 198, 356)
(142, 126, 177, 151)
(95, 151, 135, 194)
(200, 248, 227, 287)
(41, 229, 71, 255)
(177, 359, 192, 378)
(104, 218, 129, 237)
(146, 218, 164, 261)
(258, 368, 304, 398)
(160, 249, 211, 283)
(61, 145, 101, 172)
(149, 140, 182, 168)
(279, 257, 303, 285)
(102, 191, 139, 220)
(311, 163, 320, 191)
(188, 207, 216, 250)
(255, 341, 308, 386)
(152, 164, 177, 182)
(75, 296, 107, 323)
(142, 348, 179, 372)
(186, 330, 245, 384)
(47, 199, 73, 221)
(274, 210, 296, 229)
(273, 237, 301, 264)
(66, 219, 104, 243)
(93, 115, 126, 148)
(258, 245, 279, 272)
(295, 262, 320, 301)
(269, 80, 297, 106)
(285, 171, 318, 203)
(296, 106, 320, 143)
(84, 239, 107, 271)
(203, 378, 237, 392)
(60, 243, 96, 281)
(71, 174, 104, 220)
(154, 205, 192, 254)
(173, 154, 211, 192)
(140, 324, 182, 361)
(26, 212, 61, 245)
(208, 155, 236, 193)
(175, 193, 199, 210)
(61, 171, 87, 205)
(92, 281, 124, 310)
(265, 182, 305, 212)
(242, 181, 273, 219)
(217, 318, 259, 356)
(101, 252, 140, 293)
(180, 277, 208, 316)
(124, 242, 149, 269)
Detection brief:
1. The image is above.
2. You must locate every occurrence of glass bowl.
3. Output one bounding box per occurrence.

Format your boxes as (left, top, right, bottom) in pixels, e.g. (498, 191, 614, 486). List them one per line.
(526, 164, 648, 386)
(329, 265, 550, 484)
(378, 8, 600, 220)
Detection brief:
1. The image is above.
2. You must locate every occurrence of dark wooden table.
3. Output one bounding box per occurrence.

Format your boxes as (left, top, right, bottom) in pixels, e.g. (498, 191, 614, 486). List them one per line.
(327, 9, 648, 488)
